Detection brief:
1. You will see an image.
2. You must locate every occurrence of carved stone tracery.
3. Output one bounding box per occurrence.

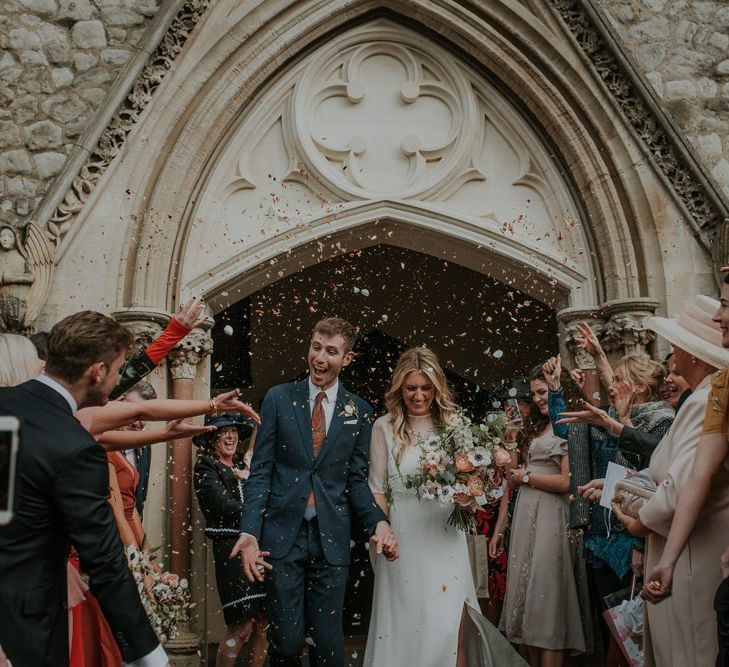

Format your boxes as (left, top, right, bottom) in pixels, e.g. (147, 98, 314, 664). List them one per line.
(35, 0, 728, 265)
(167, 329, 214, 381)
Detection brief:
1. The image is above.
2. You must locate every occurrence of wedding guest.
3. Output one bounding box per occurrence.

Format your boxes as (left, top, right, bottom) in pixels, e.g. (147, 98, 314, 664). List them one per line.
(194, 415, 267, 667)
(664, 352, 692, 411)
(557, 352, 673, 663)
(498, 365, 586, 666)
(0, 311, 164, 666)
(623, 294, 729, 667)
(0, 333, 43, 386)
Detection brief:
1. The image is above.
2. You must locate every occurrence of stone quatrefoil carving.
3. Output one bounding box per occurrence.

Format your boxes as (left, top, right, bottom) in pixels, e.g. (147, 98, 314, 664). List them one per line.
(293, 40, 476, 198)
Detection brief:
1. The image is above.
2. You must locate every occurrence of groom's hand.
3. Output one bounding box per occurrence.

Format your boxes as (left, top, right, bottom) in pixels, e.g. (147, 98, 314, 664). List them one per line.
(371, 521, 399, 561)
(230, 533, 272, 582)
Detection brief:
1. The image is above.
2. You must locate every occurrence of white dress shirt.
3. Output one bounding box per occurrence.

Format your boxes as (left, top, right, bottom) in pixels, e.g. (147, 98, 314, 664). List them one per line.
(35, 377, 167, 667)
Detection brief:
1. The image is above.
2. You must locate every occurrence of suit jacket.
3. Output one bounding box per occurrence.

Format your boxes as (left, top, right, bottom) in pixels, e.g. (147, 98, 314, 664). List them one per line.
(240, 379, 386, 565)
(134, 445, 151, 516)
(0, 380, 159, 666)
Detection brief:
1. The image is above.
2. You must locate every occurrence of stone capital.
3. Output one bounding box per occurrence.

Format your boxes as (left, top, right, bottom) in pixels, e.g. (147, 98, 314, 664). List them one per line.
(599, 298, 660, 358)
(167, 329, 213, 381)
(112, 307, 170, 349)
(556, 305, 604, 370)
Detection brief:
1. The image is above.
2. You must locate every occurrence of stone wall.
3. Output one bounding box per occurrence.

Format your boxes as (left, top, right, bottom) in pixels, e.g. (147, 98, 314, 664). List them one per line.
(0, 0, 160, 226)
(596, 0, 729, 198)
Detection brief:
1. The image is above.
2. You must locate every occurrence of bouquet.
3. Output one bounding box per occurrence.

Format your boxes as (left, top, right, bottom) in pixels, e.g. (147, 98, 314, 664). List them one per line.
(403, 412, 512, 531)
(126, 545, 193, 642)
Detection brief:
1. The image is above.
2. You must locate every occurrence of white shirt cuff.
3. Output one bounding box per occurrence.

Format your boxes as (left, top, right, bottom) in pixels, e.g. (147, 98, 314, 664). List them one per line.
(124, 644, 168, 667)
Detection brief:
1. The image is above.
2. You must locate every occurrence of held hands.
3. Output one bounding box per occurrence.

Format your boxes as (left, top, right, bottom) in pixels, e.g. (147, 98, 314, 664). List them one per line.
(371, 521, 399, 561)
(174, 296, 207, 330)
(542, 355, 562, 390)
(230, 534, 273, 583)
(212, 389, 261, 425)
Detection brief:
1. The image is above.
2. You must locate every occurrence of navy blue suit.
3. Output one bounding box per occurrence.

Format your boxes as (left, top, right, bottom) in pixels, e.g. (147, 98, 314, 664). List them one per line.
(241, 379, 386, 665)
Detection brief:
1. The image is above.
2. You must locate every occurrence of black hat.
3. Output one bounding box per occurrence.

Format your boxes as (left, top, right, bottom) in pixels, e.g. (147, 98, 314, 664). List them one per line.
(193, 412, 254, 448)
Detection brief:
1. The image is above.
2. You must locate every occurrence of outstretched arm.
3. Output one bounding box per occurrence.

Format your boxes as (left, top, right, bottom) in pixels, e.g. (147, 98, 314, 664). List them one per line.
(78, 389, 259, 436)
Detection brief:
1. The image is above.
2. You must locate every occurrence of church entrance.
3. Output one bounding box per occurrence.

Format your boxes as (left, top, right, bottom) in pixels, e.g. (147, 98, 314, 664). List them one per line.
(208, 242, 558, 636)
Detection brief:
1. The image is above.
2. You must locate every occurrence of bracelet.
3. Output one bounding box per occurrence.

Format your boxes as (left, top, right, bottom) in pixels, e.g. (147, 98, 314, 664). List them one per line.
(209, 398, 219, 417)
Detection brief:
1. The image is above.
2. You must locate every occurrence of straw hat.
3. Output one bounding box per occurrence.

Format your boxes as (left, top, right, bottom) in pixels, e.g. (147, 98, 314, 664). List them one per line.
(645, 295, 729, 369)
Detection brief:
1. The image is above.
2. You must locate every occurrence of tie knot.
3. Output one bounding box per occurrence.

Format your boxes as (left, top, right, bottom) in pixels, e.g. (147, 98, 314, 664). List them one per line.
(315, 391, 327, 405)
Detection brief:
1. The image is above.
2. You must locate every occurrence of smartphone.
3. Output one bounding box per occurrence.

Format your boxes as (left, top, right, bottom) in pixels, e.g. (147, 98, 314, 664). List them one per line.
(504, 398, 524, 428)
(0, 415, 21, 526)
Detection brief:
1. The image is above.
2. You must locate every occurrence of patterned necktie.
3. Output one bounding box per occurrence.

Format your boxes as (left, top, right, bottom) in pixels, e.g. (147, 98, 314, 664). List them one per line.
(307, 391, 327, 509)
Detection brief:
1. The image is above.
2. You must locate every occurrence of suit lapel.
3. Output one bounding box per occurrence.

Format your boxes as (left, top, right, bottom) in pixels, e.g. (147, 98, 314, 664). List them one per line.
(292, 380, 314, 458)
(315, 385, 347, 468)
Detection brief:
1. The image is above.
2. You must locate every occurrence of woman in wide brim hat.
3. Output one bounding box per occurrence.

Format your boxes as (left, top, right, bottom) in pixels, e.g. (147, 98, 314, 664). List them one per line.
(193, 413, 267, 667)
(618, 295, 729, 667)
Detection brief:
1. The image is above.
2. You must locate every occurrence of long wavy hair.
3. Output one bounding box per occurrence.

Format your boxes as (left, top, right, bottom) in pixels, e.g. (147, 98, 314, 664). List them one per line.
(385, 347, 457, 452)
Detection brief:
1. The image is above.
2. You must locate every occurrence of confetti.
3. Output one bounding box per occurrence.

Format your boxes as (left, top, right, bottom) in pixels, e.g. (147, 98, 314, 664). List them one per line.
(223, 325, 234, 336)
(493, 349, 504, 359)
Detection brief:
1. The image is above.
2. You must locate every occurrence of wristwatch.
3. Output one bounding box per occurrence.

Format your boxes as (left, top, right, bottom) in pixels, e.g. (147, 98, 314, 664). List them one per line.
(522, 472, 530, 485)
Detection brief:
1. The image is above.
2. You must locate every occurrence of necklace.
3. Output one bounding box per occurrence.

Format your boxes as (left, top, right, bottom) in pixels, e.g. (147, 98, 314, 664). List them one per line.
(406, 413, 432, 420)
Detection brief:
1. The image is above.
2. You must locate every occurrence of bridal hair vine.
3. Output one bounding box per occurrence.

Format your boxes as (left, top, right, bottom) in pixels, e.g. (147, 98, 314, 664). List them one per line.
(338, 399, 358, 419)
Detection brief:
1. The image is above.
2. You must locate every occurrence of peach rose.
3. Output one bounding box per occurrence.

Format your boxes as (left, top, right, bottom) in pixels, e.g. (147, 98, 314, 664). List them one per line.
(467, 475, 485, 497)
(494, 447, 512, 467)
(454, 453, 475, 473)
(454, 492, 472, 506)
(423, 463, 439, 476)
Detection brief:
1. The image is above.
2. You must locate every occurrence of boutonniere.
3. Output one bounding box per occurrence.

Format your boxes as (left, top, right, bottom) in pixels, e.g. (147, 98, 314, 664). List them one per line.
(339, 399, 358, 419)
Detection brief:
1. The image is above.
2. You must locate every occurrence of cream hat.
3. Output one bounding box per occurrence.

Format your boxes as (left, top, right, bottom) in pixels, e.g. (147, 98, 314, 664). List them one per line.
(645, 295, 729, 369)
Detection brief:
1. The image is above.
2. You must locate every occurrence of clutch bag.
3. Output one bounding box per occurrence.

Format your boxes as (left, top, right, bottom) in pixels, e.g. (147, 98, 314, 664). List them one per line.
(612, 471, 656, 519)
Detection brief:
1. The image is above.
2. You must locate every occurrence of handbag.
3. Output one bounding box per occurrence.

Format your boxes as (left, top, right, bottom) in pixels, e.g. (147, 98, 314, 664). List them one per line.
(612, 471, 656, 519)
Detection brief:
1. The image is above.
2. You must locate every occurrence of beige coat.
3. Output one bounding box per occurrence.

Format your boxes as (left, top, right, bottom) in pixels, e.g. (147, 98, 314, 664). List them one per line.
(640, 376, 729, 666)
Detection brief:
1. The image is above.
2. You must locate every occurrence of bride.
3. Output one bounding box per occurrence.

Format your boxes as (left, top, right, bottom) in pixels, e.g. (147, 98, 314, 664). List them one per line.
(364, 347, 524, 667)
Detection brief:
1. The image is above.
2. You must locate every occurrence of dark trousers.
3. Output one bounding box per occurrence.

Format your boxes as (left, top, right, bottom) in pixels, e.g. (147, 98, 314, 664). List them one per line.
(716, 577, 729, 667)
(266, 518, 349, 667)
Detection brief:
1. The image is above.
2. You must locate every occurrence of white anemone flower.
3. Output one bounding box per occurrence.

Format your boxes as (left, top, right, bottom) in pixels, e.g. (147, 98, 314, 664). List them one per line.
(467, 446, 491, 467)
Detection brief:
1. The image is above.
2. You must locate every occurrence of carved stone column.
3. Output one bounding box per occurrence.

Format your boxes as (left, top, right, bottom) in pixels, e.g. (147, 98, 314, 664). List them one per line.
(165, 328, 213, 665)
(599, 298, 661, 361)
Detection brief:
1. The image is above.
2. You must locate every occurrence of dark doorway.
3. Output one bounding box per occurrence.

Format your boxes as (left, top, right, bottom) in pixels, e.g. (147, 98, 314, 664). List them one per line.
(209, 243, 559, 635)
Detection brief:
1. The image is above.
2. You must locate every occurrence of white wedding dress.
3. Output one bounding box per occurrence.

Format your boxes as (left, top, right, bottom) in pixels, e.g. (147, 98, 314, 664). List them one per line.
(363, 414, 525, 667)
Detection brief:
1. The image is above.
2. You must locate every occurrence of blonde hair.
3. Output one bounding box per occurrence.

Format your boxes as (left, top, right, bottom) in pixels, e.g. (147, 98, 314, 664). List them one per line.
(0, 333, 41, 387)
(614, 353, 665, 403)
(385, 347, 457, 451)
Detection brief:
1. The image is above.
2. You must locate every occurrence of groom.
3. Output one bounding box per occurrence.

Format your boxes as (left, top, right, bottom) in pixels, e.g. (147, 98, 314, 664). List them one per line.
(231, 317, 398, 666)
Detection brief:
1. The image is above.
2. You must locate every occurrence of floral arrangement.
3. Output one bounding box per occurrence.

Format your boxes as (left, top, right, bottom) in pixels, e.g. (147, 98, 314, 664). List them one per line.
(126, 545, 193, 643)
(403, 411, 512, 531)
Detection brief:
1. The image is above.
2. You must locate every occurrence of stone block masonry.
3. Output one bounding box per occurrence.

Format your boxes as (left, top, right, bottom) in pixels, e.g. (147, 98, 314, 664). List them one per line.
(596, 0, 729, 199)
(0, 0, 160, 227)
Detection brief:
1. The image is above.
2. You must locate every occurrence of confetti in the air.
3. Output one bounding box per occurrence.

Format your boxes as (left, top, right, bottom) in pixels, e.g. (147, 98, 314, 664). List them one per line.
(223, 325, 234, 336)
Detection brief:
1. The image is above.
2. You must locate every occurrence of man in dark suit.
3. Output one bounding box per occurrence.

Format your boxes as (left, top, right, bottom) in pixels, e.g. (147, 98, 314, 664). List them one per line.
(0, 311, 166, 667)
(231, 317, 398, 666)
